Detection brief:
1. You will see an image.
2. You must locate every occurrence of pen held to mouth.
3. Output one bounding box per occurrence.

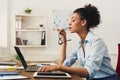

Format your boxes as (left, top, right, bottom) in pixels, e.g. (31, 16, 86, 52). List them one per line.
(59, 27, 70, 33)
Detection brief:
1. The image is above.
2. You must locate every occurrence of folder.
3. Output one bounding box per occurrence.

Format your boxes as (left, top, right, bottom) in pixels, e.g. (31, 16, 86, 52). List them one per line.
(41, 31, 46, 45)
(0, 72, 29, 79)
(0, 72, 19, 76)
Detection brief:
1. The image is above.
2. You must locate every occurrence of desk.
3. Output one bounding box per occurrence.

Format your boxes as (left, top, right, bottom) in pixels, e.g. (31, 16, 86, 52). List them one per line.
(17, 69, 85, 80)
(0, 61, 85, 80)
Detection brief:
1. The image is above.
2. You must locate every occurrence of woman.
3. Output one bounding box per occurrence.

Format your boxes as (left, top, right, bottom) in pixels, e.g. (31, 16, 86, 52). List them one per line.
(38, 4, 119, 80)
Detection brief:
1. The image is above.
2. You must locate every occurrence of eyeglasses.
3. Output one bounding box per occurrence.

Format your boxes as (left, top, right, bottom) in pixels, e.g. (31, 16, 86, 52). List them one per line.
(58, 33, 63, 45)
(58, 33, 71, 45)
(57, 27, 71, 45)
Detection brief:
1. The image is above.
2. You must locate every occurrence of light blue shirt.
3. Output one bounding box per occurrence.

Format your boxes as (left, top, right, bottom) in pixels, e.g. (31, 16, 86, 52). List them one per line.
(63, 30, 117, 79)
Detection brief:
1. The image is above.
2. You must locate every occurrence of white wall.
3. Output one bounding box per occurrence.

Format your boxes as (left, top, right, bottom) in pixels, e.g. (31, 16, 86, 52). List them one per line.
(0, 0, 12, 61)
(0, 0, 8, 47)
(10, 0, 120, 61)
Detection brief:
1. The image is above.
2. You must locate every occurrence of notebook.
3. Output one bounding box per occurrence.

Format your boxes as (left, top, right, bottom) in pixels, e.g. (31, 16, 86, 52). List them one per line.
(33, 71, 71, 79)
(0, 72, 19, 76)
(0, 62, 16, 65)
(0, 72, 29, 79)
(14, 46, 51, 72)
(0, 75, 29, 80)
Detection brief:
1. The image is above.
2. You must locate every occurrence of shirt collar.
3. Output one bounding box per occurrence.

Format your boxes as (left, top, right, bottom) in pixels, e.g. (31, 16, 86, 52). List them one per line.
(79, 30, 94, 44)
(85, 30, 94, 42)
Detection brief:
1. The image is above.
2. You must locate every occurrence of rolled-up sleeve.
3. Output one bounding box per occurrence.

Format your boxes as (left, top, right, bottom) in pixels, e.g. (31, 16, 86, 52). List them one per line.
(63, 51, 78, 66)
(63, 44, 80, 66)
(84, 39, 107, 79)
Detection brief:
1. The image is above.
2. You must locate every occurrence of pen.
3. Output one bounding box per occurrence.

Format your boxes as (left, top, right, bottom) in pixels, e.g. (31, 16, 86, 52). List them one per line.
(62, 27, 70, 30)
(59, 27, 70, 34)
(53, 27, 70, 31)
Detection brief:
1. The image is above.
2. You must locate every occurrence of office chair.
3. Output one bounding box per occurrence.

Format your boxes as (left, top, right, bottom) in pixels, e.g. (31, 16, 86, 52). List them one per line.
(116, 44, 120, 78)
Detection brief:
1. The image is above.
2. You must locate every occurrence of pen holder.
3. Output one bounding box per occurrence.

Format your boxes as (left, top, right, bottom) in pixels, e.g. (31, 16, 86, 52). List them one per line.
(23, 40, 28, 45)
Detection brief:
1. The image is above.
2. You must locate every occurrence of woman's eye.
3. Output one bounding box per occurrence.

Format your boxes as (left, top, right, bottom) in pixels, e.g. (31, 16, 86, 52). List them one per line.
(72, 20, 75, 22)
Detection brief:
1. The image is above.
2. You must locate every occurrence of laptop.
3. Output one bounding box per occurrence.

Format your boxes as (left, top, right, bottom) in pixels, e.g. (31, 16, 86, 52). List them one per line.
(14, 46, 50, 72)
(14, 46, 71, 79)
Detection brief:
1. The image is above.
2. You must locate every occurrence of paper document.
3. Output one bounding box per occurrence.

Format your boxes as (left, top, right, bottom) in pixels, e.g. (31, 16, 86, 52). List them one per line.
(0, 65, 16, 70)
(0, 75, 29, 79)
(0, 65, 24, 70)
(0, 62, 16, 65)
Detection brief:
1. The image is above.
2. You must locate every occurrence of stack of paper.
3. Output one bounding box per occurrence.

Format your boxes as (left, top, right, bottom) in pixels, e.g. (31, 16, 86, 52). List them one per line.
(0, 72, 29, 79)
(0, 75, 29, 79)
(0, 61, 16, 65)
(0, 65, 24, 70)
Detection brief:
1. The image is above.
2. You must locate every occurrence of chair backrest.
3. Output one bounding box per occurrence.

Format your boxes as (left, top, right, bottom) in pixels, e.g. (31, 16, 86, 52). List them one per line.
(116, 44, 120, 78)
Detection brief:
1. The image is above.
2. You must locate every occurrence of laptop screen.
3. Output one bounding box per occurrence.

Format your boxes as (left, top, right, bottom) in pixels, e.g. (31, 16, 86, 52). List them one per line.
(14, 46, 28, 69)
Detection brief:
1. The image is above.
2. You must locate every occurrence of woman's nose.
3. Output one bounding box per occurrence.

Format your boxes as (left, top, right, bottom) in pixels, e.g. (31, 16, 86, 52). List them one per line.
(69, 22, 71, 26)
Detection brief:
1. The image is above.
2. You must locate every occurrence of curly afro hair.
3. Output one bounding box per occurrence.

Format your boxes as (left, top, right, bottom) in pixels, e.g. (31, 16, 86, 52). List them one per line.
(73, 4, 100, 30)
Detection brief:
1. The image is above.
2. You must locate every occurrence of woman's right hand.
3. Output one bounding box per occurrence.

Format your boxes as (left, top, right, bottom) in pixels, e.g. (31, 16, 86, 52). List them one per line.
(57, 29, 67, 43)
(57, 29, 67, 64)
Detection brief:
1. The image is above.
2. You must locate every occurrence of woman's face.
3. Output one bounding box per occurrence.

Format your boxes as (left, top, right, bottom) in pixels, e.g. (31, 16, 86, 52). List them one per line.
(69, 13, 85, 33)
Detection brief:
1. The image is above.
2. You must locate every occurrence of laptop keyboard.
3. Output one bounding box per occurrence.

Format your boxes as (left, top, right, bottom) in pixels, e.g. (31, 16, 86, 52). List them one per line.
(27, 66, 39, 71)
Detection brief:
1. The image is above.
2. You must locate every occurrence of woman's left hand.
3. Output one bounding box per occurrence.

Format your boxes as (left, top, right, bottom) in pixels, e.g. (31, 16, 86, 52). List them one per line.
(37, 65, 60, 72)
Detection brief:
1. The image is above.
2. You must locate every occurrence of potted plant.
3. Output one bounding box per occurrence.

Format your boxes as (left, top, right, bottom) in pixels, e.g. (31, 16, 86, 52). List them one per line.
(24, 8, 32, 14)
(15, 55, 21, 66)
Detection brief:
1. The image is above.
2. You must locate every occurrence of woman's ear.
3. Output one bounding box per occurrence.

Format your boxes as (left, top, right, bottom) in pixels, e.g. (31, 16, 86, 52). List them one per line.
(81, 19, 87, 26)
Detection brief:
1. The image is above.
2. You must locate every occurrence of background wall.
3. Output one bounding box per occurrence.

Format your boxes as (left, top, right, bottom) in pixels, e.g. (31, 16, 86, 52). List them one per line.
(9, 0, 120, 62)
(0, 0, 8, 47)
(0, 0, 12, 61)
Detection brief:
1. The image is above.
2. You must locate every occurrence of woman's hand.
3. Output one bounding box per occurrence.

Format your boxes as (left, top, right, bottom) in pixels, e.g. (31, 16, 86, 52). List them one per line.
(57, 29, 67, 43)
(37, 65, 60, 72)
